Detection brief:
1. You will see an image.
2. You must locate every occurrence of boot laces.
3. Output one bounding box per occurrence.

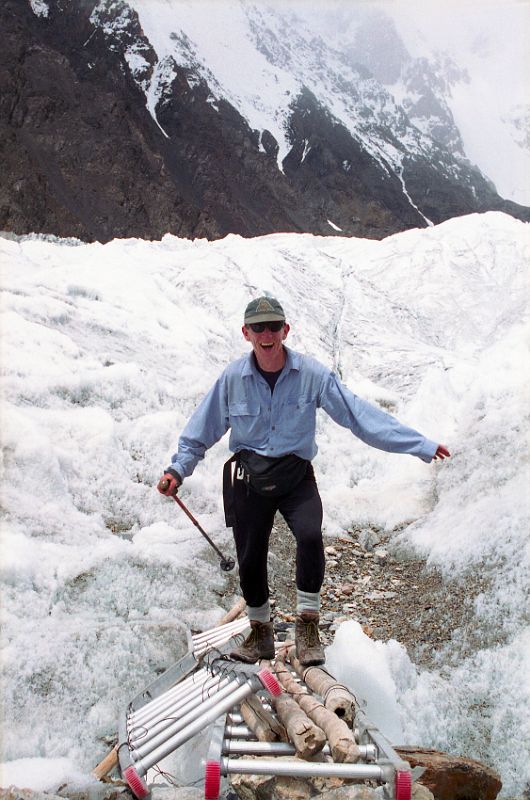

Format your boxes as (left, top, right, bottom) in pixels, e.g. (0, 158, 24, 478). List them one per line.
(243, 626, 259, 647)
(304, 619, 320, 647)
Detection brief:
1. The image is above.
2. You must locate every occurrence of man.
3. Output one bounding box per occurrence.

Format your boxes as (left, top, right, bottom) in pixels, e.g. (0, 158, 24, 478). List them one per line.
(158, 296, 450, 666)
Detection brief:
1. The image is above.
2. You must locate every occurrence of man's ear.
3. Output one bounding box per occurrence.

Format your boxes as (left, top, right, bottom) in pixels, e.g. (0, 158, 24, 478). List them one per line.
(282, 323, 290, 340)
(242, 325, 251, 341)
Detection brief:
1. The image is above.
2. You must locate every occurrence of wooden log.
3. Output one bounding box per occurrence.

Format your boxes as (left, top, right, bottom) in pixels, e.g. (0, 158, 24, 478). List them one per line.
(272, 692, 327, 759)
(276, 656, 360, 764)
(274, 658, 306, 697)
(271, 664, 326, 760)
(218, 596, 246, 626)
(91, 745, 118, 779)
(296, 692, 361, 763)
(287, 645, 357, 725)
(240, 694, 288, 742)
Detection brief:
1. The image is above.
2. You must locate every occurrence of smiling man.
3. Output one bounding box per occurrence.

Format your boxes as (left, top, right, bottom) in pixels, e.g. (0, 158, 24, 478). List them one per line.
(158, 296, 450, 666)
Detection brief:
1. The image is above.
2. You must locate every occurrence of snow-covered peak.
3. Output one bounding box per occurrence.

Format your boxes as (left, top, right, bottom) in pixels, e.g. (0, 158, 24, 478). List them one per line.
(101, 0, 453, 175)
(18, 0, 529, 243)
(88, 0, 529, 205)
(319, 1, 530, 204)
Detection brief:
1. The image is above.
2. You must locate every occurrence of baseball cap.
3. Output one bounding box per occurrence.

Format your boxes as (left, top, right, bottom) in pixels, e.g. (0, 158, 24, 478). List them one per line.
(244, 296, 286, 324)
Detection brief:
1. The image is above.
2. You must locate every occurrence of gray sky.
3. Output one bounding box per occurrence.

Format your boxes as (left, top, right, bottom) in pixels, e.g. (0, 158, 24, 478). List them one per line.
(285, 0, 529, 103)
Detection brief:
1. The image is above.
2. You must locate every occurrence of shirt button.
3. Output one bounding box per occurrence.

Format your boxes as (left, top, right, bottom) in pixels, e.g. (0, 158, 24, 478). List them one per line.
(272, 426, 276, 430)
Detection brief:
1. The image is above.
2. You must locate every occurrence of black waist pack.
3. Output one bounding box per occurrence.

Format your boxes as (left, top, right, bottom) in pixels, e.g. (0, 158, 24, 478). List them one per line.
(238, 450, 308, 497)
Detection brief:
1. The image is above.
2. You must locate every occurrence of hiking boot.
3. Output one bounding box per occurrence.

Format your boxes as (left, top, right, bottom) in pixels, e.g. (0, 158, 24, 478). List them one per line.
(230, 620, 275, 663)
(295, 611, 325, 666)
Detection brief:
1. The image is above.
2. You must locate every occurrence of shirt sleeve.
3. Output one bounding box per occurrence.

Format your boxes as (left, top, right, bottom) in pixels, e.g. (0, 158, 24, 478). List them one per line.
(319, 372, 438, 463)
(169, 374, 230, 479)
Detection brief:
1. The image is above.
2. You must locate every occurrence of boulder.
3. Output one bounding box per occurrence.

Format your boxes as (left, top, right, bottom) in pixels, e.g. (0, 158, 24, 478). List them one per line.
(396, 746, 502, 800)
(412, 787, 436, 800)
(229, 776, 380, 800)
(229, 780, 433, 800)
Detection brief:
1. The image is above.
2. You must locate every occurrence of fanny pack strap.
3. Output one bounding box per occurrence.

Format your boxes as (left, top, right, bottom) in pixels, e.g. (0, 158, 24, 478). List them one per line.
(222, 454, 239, 527)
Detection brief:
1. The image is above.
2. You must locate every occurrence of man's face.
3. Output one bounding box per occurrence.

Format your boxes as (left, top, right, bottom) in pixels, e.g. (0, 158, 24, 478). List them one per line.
(242, 321, 290, 363)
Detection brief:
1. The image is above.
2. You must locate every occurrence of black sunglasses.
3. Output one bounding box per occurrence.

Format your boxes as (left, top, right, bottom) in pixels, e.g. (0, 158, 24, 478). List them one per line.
(248, 321, 285, 333)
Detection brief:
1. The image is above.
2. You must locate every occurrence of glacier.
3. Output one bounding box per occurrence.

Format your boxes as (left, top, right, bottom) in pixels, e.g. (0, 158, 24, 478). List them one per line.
(0, 211, 529, 795)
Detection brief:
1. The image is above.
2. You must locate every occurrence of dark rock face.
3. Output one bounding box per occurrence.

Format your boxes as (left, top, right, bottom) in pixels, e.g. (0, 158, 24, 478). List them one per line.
(0, 0, 218, 242)
(283, 88, 427, 237)
(1, 0, 528, 244)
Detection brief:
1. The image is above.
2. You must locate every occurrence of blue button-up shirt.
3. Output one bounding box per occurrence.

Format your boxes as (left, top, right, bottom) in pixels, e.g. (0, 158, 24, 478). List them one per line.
(170, 347, 437, 479)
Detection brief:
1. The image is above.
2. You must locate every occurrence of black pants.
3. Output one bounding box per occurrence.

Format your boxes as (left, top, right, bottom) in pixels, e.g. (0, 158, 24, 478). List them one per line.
(232, 464, 324, 608)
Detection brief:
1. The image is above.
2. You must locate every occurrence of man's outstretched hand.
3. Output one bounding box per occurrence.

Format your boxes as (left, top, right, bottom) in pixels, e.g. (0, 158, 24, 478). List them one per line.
(157, 469, 182, 496)
(433, 444, 451, 461)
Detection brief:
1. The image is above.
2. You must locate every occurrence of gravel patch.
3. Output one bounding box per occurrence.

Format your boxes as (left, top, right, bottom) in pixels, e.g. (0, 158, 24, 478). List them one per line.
(222, 514, 491, 669)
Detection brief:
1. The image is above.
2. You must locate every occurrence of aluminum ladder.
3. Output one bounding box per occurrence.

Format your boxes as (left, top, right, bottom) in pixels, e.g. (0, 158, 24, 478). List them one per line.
(117, 616, 418, 799)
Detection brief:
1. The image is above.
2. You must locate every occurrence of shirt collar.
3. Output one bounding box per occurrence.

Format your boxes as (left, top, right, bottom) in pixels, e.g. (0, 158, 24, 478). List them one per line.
(242, 346, 300, 377)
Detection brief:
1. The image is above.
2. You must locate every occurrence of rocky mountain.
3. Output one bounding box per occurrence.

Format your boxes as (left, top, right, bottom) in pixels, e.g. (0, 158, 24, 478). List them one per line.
(337, 9, 469, 156)
(1, 0, 529, 243)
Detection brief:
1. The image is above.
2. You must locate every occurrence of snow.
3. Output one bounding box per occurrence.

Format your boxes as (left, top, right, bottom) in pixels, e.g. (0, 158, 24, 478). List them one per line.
(125, 0, 300, 168)
(326, 621, 405, 744)
(396, 168, 434, 227)
(28, 0, 49, 17)
(1, 212, 529, 795)
(0, 758, 89, 793)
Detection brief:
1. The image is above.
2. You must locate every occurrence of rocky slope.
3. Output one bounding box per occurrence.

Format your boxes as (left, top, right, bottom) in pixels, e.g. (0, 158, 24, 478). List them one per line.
(1, 0, 528, 243)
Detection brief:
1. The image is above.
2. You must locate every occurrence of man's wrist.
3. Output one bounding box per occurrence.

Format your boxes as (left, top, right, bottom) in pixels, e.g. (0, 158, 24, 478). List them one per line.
(165, 467, 182, 484)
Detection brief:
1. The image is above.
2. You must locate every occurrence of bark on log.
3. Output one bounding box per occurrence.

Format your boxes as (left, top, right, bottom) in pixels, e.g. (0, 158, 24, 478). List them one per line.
(240, 694, 288, 742)
(271, 692, 326, 758)
(287, 645, 357, 725)
(218, 596, 246, 626)
(275, 657, 360, 764)
(296, 692, 360, 763)
(91, 745, 118, 779)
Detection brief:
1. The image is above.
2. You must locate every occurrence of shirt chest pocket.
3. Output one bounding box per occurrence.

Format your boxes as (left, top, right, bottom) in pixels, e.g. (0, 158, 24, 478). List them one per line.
(286, 396, 317, 434)
(229, 401, 261, 436)
(230, 401, 260, 417)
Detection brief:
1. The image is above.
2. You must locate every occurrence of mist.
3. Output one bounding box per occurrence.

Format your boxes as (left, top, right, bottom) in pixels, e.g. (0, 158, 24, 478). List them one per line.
(282, 0, 530, 203)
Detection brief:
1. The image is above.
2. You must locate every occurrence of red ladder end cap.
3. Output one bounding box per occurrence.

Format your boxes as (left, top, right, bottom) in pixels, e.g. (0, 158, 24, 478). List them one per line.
(123, 765, 150, 799)
(204, 759, 221, 800)
(257, 668, 282, 696)
(395, 770, 412, 800)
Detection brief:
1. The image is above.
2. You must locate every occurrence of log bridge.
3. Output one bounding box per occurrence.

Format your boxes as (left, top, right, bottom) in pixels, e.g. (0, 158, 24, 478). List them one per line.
(93, 601, 419, 799)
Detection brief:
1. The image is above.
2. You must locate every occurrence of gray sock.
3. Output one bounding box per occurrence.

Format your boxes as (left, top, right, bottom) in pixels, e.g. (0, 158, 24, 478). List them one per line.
(246, 600, 271, 623)
(296, 589, 321, 614)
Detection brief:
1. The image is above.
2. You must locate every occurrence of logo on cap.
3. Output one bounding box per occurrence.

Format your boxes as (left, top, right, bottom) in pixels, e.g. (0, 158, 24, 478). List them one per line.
(255, 299, 275, 313)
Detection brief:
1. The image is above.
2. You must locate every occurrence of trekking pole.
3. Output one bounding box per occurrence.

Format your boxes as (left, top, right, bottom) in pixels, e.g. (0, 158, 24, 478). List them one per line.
(159, 479, 235, 572)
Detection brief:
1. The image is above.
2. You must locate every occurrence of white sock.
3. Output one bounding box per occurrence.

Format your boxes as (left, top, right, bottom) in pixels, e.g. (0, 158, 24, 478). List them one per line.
(296, 589, 320, 614)
(246, 600, 271, 623)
